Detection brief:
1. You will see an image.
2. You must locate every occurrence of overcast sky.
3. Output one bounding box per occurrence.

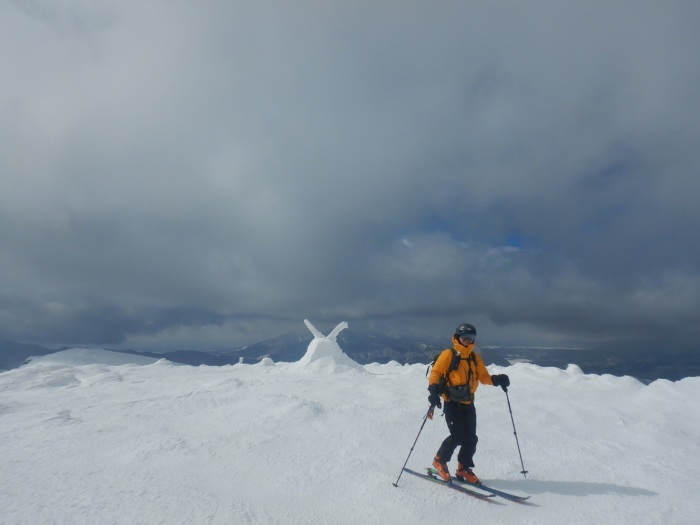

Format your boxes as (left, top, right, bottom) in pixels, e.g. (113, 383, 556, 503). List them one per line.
(2, 1, 699, 350)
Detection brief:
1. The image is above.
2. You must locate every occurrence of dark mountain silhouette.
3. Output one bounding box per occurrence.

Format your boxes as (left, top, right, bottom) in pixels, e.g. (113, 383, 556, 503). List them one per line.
(492, 337, 700, 383)
(0, 339, 55, 371)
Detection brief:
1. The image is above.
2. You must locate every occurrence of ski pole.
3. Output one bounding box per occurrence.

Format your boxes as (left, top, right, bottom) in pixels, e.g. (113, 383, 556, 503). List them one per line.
(392, 405, 435, 487)
(503, 387, 529, 478)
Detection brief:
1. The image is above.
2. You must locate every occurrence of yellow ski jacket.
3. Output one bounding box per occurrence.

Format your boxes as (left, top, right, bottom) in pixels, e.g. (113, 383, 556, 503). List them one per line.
(428, 336, 494, 404)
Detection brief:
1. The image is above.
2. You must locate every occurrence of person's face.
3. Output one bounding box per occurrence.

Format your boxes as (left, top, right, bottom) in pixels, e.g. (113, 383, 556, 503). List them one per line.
(460, 335, 475, 346)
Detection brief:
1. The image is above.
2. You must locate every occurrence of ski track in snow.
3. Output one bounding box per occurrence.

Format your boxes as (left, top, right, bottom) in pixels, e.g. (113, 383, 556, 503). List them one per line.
(1, 348, 699, 524)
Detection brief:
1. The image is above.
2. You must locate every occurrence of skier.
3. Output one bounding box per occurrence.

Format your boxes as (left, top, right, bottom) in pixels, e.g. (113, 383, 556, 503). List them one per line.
(427, 323, 510, 484)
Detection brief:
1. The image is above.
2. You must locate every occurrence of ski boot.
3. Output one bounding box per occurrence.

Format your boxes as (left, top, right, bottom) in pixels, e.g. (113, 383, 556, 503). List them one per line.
(455, 463, 480, 484)
(432, 456, 451, 482)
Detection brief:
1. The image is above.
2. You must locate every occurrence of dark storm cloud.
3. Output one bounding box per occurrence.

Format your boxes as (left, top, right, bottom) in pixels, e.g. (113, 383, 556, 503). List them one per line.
(1, 1, 699, 348)
(0, 293, 226, 345)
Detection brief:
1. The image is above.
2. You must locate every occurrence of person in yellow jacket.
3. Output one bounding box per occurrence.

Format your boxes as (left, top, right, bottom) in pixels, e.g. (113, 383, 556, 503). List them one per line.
(427, 323, 510, 484)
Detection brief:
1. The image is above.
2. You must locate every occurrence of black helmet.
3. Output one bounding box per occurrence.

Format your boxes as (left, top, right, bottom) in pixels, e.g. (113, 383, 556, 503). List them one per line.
(455, 323, 476, 340)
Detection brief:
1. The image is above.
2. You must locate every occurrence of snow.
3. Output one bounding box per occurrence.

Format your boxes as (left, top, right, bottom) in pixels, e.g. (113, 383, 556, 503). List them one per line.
(294, 320, 366, 373)
(29, 347, 161, 367)
(1, 323, 699, 524)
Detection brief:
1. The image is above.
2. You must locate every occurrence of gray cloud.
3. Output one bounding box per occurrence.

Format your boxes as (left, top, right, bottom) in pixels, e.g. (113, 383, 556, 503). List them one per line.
(2, 1, 699, 349)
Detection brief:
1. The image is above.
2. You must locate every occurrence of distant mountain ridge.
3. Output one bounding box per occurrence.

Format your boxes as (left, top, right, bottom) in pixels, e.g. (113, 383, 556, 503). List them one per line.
(2, 333, 698, 382)
(0, 339, 55, 371)
(494, 340, 700, 383)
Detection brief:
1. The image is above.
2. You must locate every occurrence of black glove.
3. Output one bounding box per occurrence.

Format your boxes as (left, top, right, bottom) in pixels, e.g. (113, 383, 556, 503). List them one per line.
(428, 384, 442, 409)
(491, 374, 510, 391)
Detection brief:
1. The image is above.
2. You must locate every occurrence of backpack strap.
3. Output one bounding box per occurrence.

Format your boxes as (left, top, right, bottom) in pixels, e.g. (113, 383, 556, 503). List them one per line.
(445, 348, 460, 385)
(425, 347, 458, 377)
(464, 352, 477, 391)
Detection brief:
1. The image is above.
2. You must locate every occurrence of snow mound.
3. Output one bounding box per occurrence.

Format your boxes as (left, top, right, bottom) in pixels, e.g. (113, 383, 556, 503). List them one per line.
(257, 357, 276, 367)
(566, 363, 584, 375)
(294, 320, 365, 373)
(27, 348, 161, 367)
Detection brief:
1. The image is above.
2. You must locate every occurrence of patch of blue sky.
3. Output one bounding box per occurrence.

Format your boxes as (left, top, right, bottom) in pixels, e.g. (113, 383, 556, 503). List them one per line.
(505, 227, 548, 249)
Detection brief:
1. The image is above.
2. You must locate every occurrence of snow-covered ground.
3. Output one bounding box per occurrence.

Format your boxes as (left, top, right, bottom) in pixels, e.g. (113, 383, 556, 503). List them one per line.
(1, 322, 699, 524)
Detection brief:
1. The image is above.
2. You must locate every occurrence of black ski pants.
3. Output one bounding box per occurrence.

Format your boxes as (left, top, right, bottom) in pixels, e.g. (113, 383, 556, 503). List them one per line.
(436, 401, 478, 468)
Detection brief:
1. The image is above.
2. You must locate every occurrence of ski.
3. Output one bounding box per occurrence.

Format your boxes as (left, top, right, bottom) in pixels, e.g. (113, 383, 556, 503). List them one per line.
(427, 469, 531, 502)
(470, 483, 531, 503)
(402, 468, 497, 502)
